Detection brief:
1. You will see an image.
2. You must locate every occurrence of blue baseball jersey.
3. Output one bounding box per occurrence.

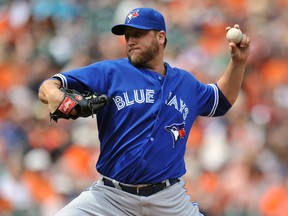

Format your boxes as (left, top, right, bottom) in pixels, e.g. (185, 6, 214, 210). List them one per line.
(52, 58, 231, 184)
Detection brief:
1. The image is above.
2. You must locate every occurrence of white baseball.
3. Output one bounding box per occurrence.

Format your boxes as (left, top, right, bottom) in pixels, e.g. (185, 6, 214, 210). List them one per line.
(226, 28, 243, 44)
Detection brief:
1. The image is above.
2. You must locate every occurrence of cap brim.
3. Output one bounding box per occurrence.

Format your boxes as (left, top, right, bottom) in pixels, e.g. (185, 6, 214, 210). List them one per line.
(111, 24, 152, 35)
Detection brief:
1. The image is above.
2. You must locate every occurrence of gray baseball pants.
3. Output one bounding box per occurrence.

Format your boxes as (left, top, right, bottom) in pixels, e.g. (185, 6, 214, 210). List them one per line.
(55, 177, 204, 216)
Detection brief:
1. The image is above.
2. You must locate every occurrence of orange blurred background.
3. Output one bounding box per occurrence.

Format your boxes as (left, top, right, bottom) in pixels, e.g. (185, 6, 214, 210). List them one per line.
(1, 0, 288, 215)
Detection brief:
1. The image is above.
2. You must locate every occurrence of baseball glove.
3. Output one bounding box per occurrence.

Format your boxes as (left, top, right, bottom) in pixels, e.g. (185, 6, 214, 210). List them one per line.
(49, 87, 109, 123)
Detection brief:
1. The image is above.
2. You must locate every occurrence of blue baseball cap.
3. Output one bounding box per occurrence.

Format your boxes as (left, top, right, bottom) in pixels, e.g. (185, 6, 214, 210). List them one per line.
(111, 8, 166, 35)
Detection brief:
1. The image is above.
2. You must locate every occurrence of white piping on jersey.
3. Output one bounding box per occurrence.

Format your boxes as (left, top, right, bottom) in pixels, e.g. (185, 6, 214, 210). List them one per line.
(53, 74, 68, 88)
(207, 83, 219, 117)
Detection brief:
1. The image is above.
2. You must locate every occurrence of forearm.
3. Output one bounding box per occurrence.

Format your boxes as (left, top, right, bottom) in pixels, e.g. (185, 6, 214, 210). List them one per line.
(217, 59, 246, 105)
(217, 24, 250, 105)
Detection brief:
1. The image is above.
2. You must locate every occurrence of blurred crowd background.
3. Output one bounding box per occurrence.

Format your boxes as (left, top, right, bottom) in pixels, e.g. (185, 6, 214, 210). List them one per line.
(0, 0, 288, 215)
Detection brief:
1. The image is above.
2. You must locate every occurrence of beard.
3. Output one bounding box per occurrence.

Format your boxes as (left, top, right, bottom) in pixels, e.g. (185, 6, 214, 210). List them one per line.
(127, 38, 160, 67)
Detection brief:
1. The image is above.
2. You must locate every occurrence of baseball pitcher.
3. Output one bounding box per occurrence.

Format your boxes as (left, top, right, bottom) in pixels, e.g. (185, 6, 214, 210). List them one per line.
(38, 7, 250, 216)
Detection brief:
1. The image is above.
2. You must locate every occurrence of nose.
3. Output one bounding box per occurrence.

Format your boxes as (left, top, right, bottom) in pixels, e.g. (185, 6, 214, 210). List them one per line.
(126, 37, 135, 46)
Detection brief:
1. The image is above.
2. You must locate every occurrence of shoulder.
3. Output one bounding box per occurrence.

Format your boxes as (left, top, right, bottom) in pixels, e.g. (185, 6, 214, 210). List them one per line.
(166, 63, 197, 81)
(90, 58, 130, 69)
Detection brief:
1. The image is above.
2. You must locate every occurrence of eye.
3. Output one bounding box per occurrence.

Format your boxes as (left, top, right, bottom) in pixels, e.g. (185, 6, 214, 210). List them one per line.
(125, 34, 130, 41)
(125, 31, 144, 41)
(134, 32, 142, 38)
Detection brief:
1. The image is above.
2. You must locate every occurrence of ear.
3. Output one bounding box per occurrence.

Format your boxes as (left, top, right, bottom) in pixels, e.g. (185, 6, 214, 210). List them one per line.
(157, 31, 166, 46)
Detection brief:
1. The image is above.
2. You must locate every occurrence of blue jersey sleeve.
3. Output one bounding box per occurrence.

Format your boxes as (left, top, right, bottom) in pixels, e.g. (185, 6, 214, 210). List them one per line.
(51, 61, 110, 94)
(196, 82, 231, 117)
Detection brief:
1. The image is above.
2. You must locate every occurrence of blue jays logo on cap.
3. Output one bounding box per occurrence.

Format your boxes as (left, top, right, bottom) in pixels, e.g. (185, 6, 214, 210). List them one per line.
(165, 122, 186, 148)
(127, 9, 139, 23)
(111, 7, 166, 35)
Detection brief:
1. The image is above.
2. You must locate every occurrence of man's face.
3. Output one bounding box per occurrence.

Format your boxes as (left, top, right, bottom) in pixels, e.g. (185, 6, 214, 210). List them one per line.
(124, 28, 160, 67)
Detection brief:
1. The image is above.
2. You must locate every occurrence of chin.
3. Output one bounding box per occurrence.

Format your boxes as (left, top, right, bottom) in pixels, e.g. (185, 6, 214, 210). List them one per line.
(129, 56, 141, 65)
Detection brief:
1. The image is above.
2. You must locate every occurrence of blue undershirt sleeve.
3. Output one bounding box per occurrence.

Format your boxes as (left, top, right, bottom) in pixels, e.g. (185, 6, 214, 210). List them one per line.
(213, 84, 232, 116)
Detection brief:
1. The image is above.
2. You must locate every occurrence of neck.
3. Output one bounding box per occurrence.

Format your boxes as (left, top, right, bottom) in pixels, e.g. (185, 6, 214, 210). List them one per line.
(149, 63, 166, 76)
(144, 55, 166, 76)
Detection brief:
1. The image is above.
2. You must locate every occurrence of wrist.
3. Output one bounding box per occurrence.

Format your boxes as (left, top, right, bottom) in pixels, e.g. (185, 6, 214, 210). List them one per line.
(230, 58, 247, 67)
(47, 89, 65, 113)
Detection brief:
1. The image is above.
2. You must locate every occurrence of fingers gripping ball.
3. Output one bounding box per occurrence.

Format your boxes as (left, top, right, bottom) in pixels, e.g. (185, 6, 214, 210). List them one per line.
(226, 28, 243, 44)
(50, 88, 109, 122)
